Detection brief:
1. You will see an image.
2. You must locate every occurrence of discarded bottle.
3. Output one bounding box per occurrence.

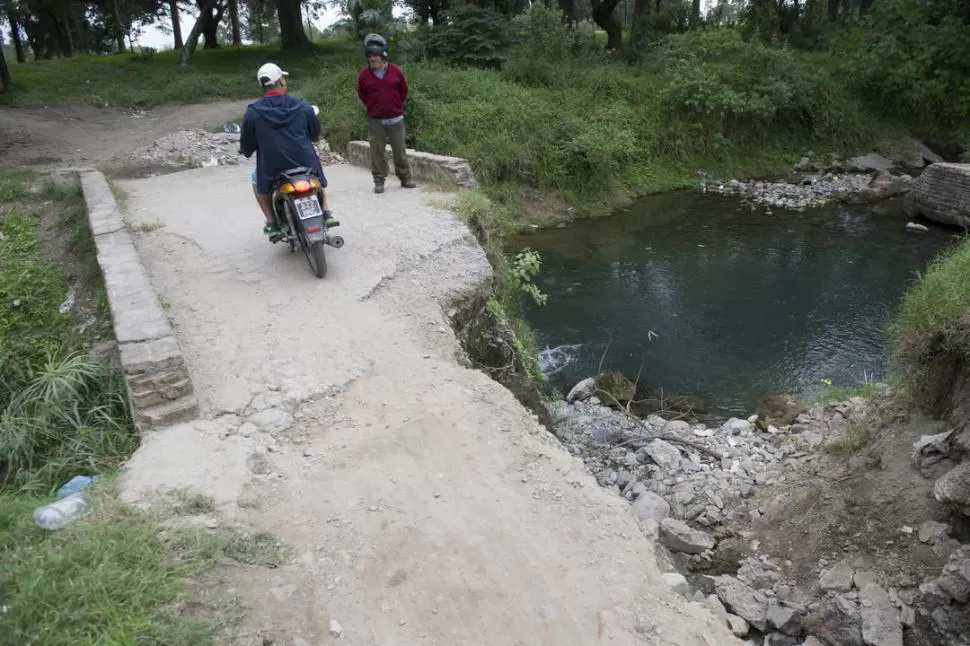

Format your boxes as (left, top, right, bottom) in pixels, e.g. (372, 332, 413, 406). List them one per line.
(33, 492, 94, 530)
(56, 475, 97, 498)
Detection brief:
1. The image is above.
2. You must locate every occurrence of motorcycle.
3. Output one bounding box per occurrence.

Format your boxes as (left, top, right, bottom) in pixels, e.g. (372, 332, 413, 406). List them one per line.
(224, 106, 344, 279)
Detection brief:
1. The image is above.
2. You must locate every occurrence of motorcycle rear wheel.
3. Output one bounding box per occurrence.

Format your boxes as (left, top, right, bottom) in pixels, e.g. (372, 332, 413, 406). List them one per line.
(305, 239, 327, 278)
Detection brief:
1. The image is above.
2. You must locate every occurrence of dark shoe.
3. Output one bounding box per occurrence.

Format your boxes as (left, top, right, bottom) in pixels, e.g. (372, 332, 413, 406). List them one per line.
(374, 183, 385, 194)
(323, 210, 340, 228)
(263, 223, 280, 237)
(401, 178, 416, 189)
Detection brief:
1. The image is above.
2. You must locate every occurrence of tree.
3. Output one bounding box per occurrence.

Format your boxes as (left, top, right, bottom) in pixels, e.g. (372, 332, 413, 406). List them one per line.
(180, 0, 218, 64)
(3, 0, 26, 62)
(228, 0, 241, 43)
(0, 30, 11, 91)
(168, 0, 183, 47)
(590, 0, 622, 49)
(276, 0, 309, 47)
(243, 0, 279, 42)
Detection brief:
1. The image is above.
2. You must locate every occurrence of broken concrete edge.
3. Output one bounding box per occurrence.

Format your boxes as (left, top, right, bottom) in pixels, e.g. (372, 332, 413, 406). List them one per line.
(345, 141, 480, 189)
(73, 168, 200, 431)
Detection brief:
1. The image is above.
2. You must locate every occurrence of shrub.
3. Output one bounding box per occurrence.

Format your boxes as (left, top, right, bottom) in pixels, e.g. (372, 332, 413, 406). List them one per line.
(649, 28, 871, 156)
(834, 0, 970, 134)
(427, 5, 514, 70)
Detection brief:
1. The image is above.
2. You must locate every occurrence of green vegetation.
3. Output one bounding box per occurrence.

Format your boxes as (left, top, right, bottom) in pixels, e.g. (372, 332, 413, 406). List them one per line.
(454, 190, 547, 388)
(890, 235, 970, 414)
(4, 1, 968, 228)
(0, 482, 287, 645)
(811, 381, 880, 405)
(0, 172, 264, 643)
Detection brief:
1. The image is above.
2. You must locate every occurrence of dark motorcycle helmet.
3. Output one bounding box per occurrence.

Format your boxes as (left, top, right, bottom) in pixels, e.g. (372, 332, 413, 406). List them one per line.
(363, 33, 388, 58)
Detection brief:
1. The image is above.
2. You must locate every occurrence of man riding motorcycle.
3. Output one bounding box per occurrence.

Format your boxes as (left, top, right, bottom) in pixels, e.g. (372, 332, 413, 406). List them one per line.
(240, 62, 335, 238)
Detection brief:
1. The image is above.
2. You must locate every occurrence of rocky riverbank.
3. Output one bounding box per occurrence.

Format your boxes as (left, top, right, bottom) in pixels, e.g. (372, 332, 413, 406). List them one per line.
(699, 145, 946, 213)
(548, 373, 970, 646)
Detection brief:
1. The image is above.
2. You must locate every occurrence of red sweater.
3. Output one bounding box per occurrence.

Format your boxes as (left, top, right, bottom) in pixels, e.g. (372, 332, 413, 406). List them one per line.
(356, 63, 409, 120)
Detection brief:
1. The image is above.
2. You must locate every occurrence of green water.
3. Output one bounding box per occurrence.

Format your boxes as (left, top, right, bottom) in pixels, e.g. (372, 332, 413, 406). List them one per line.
(509, 190, 959, 418)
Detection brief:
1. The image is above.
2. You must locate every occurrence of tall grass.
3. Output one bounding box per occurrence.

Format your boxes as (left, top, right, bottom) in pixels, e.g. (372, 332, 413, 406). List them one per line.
(891, 236, 970, 365)
(0, 352, 136, 492)
(888, 235, 970, 413)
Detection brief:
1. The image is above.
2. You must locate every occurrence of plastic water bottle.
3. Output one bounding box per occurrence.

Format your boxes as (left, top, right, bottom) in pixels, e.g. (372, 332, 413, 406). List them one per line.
(56, 475, 97, 498)
(33, 492, 93, 530)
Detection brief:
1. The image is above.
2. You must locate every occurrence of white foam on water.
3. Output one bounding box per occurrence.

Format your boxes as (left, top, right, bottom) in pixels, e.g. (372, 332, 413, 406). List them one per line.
(538, 343, 582, 376)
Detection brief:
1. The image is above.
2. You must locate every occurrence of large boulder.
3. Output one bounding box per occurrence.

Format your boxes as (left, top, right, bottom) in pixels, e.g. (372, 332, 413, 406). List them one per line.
(903, 163, 970, 228)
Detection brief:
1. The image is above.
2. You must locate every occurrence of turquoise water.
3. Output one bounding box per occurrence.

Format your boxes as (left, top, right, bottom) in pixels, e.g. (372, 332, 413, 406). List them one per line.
(508, 190, 958, 417)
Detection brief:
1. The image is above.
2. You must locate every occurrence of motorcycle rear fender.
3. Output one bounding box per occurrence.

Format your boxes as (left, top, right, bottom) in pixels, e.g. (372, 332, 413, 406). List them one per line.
(300, 212, 326, 243)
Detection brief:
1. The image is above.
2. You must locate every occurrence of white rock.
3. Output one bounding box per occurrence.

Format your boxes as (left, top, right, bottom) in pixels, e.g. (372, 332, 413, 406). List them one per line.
(632, 491, 670, 523)
(659, 518, 716, 554)
(644, 439, 682, 471)
(726, 613, 749, 637)
(662, 572, 690, 597)
(329, 619, 343, 637)
(714, 575, 768, 631)
(247, 407, 294, 434)
(819, 560, 855, 592)
(860, 583, 902, 646)
(566, 377, 596, 403)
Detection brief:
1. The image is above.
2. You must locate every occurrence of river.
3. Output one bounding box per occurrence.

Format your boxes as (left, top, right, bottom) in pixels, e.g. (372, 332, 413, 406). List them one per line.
(507, 190, 958, 418)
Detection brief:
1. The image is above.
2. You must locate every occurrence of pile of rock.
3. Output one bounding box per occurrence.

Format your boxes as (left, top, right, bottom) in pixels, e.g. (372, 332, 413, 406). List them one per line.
(699, 148, 943, 212)
(126, 129, 345, 172)
(551, 388, 865, 533)
(551, 372, 970, 644)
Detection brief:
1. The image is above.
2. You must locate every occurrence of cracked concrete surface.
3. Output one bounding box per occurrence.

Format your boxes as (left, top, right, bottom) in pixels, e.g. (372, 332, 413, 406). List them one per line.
(116, 162, 741, 645)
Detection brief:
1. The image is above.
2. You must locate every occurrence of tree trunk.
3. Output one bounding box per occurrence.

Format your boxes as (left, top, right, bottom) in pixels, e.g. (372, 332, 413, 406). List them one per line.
(629, 0, 651, 45)
(6, 11, 25, 62)
(591, 0, 622, 50)
(827, 0, 838, 21)
(859, 0, 873, 14)
(201, 1, 225, 48)
(111, 0, 127, 51)
(170, 0, 184, 48)
(180, 0, 220, 66)
(690, 0, 700, 27)
(277, 0, 309, 49)
(0, 41, 11, 92)
(230, 0, 242, 44)
(558, 0, 575, 24)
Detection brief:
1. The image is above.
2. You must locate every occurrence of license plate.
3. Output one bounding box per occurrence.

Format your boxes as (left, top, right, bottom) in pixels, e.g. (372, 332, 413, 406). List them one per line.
(295, 196, 322, 220)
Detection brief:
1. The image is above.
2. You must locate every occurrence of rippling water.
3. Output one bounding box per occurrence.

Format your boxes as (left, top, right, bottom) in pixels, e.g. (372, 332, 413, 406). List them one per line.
(508, 190, 959, 417)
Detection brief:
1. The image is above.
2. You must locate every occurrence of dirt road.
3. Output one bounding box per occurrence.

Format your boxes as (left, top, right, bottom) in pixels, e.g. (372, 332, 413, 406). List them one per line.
(109, 160, 741, 645)
(0, 101, 249, 174)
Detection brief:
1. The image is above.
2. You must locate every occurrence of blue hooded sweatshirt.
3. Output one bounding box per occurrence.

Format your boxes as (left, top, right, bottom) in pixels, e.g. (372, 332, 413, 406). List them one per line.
(240, 92, 327, 195)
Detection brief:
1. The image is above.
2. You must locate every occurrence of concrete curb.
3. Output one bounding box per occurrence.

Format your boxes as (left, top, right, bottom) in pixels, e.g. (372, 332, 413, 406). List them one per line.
(76, 170, 200, 430)
(346, 141, 479, 189)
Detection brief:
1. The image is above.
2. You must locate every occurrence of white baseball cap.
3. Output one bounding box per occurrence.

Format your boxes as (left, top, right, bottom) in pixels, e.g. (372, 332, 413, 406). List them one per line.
(257, 62, 289, 87)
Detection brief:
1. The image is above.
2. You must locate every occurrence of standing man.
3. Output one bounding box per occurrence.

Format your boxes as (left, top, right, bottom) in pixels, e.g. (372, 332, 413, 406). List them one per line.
(356, 33, 416, 194)
(240, 62, 335, 239)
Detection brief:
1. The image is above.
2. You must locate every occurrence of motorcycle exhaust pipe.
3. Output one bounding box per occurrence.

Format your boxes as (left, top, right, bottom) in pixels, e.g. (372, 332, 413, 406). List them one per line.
(326, 235, 344, 248)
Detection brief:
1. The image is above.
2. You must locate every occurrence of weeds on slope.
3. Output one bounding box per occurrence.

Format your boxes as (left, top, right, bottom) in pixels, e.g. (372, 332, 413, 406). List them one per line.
(0, 171, 279, 643)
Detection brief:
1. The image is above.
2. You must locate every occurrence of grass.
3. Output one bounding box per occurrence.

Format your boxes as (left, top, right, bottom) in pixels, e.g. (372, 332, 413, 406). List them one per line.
(888, 234, 970, 414)
(0, 480, 286, 645)
(0, 171, 271, 643)
(810, 381, 880, 405)
(892, 235, 970, 365)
